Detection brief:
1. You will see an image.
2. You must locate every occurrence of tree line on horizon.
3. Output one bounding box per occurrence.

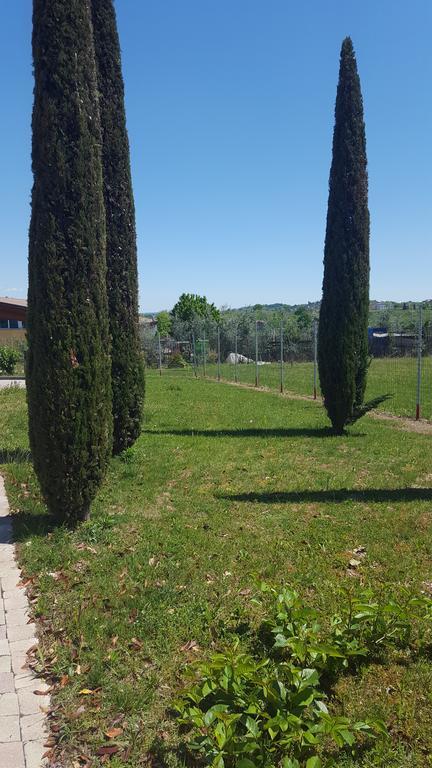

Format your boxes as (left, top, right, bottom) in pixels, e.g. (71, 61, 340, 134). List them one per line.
(26, 2, 382, 526)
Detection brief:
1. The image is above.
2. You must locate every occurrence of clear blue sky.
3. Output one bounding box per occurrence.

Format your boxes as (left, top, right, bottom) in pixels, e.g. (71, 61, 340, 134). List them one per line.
(0, 1, 431, 312)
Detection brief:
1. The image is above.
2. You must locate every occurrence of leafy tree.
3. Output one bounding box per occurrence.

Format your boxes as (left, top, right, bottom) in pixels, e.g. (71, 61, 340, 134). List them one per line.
(171, 293, 221, 324)
(294, 306, 312, 331)
(318, 38, 374, 433)
(156, 311, 172, 338)
(91, 0, 145, 455)
(27, 0, 112, 524)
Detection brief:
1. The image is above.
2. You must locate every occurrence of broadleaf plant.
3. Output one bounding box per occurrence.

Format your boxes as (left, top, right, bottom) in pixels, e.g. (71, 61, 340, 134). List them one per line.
(172, 584, 432, 767)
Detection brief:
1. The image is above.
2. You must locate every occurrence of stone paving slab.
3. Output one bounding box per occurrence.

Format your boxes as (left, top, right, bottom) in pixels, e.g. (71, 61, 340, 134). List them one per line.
(0, 691, 20, 716)
(0, 713, 21, 741)
(0, 741, 25, 767)
(0, 656, 12, 673)
(0, 475, 49, 766)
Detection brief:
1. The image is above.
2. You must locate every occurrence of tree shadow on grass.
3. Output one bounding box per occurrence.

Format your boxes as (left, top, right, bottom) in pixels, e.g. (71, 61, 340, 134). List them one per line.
(0, 447, 32, 464)
(11, 511, 55, 542)
(218, 487, 432, 504)
(147, 426, 365, 439)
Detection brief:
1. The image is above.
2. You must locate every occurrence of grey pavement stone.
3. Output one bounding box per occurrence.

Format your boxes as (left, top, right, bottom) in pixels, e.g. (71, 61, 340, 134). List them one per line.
(0, 655, 11, 673)
(7, 623, 36, 643)
(3, 590, 29, 608)
(11, 652, 29, 675)
(24, 740, 49, 767)
(0, 691, 19, 716)
(0, 555, 15, 571)
(0, 714, 21, 742)
(17, 686, 50, 716)
(0, 741, 25, 767)
(14, 673, 35, 690)
(0, 672, 15, 693)
(9, 638, 37, 655)
(3, 596, 29, 614)
(5, 609, 30, 626)
(1, 575, 23, 591)
(20, 712, 48, 742)
(0, 474, 49, 765)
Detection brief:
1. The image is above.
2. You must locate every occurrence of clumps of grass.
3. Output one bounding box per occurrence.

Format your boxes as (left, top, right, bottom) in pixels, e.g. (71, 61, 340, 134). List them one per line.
(173, 585, 432, 768)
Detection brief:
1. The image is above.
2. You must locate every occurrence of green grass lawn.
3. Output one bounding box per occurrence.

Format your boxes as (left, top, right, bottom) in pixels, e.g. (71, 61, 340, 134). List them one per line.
(203, 357, 432, 420)
(1, 376, 432, 767)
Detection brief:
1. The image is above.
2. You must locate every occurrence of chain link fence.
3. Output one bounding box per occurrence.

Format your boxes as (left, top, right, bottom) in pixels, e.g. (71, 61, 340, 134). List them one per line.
(142, 306, 432, 421)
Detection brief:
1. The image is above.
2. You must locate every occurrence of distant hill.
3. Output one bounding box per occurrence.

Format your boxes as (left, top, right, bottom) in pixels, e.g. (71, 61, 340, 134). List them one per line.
(142, 299, 432, 316)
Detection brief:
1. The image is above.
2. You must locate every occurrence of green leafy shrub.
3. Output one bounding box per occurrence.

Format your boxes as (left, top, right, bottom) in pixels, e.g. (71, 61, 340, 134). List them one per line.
(168, 352, 188, 369)
(258, 585, 424, 673)
(0, 346, 21, 375)
(174, 585, 432, 768)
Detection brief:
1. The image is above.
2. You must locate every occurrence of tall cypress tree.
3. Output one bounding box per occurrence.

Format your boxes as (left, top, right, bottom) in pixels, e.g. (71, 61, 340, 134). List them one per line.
(27, 0, 112, 524)
(318, 37, 370, 434)
(90, 0, 145, 455)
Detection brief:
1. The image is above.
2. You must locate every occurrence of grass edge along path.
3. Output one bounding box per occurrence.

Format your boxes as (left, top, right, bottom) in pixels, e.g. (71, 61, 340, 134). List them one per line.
(0, 376, 432, 767)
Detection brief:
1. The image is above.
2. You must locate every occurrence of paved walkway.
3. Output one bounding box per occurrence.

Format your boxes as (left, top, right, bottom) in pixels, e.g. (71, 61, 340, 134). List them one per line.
(0, 475, 49, 767)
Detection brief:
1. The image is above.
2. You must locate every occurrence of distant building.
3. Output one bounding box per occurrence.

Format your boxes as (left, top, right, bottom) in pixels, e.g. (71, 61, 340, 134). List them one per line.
(139, 315, 157, 336)
(0, 297, 27, 344)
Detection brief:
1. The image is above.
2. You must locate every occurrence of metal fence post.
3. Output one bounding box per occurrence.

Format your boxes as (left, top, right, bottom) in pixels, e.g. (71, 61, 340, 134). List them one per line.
(313, 319, 318, 400)
(280, 318, 284, 394)
(203, 329, 207, 378)
(255, 320, 259, 387)
(192, 331, 197, 378)
(217, 325, 221, 382)
(416, 305, 422, 420)
(234, 327, 238, 383)
(158, 332, 162, 376)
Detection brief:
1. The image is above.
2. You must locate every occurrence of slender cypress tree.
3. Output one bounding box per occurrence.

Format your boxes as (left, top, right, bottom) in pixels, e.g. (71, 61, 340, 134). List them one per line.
(318, 37, 370, 434)
(90, 0, 145, 455)
(27, 0, 112, 524)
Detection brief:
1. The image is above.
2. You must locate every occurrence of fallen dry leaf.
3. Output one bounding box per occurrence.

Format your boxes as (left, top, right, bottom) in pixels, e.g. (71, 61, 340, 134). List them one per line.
(96, 745, 120, 756)
(105, 727, 123, 740)
(180, 640, 199, 653)
(129, 637, 143, 650)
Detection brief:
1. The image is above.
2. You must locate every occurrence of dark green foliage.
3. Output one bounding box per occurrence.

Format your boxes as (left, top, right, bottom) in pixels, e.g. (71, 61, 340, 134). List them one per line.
(0, 346, 21, 375)
(27, 0, 112, 524)
(90, 0, 145, 455)
(318, 38, 370, 434)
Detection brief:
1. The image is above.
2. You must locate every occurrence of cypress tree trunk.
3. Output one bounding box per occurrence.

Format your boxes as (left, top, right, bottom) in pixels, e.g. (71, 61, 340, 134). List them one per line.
(318, 37, 370, 434)
(27, 0, 112, 525)
(90, 0, 145, 455)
